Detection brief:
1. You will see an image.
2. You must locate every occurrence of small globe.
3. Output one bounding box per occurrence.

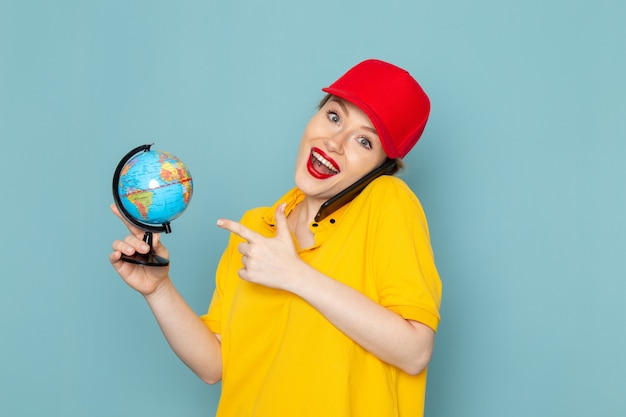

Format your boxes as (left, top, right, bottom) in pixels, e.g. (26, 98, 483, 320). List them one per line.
(115, 146, 193, 229)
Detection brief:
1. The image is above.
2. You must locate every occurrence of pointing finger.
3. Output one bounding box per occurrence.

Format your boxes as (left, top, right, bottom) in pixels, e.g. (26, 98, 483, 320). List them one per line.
(217, 218, 259, 242)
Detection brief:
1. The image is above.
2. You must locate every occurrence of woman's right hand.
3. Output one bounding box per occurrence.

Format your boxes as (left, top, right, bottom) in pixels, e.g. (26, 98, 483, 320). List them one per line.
(109, 204, 170, 296)
(109, 204, 223, 383)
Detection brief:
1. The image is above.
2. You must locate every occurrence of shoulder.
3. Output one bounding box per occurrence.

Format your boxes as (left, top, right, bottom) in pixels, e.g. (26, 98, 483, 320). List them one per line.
(360, 175, 425, 215)
(239, 206, 271, 232)
(347, 175, 431, 238)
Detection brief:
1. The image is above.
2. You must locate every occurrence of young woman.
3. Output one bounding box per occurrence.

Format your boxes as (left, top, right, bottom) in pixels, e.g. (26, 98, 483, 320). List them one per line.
(110, 59, 442, 417)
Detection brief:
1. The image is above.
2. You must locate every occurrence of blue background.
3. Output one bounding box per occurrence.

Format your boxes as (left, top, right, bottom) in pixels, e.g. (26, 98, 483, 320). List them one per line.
(1, 1, 624, 416)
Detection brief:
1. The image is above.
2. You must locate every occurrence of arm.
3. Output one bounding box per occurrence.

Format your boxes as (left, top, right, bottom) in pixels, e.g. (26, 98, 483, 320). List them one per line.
(218, 204, 435, 375)
(288, 264, 434, 375)
(142, 279, 222, 384)
(109, 204, 222, 384)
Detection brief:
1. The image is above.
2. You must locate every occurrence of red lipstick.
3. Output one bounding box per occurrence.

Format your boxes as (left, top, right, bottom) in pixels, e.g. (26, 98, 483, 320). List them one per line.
(307, 147, 340, 179)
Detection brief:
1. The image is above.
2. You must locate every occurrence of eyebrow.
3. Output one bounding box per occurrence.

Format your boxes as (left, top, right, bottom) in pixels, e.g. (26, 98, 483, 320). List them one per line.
(331, 98, 379, 136)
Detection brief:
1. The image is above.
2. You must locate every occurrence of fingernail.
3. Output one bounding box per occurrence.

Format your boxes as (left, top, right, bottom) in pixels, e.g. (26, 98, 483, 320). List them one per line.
(216, 219, 224, 226)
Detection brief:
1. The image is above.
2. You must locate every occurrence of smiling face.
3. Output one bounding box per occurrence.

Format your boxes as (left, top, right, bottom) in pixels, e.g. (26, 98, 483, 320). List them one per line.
(294, 96, 388, 205)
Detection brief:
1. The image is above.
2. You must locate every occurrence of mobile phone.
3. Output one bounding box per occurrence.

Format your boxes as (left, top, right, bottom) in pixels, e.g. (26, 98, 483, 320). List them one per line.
(314, 158, 398, 222)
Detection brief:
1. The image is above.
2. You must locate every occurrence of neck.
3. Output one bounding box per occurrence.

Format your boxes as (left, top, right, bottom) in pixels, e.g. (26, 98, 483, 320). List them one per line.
(287, 197, 319, 248)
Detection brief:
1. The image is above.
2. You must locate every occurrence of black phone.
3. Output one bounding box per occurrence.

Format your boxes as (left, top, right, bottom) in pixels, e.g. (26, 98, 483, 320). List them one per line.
(314, 158, 398, 222)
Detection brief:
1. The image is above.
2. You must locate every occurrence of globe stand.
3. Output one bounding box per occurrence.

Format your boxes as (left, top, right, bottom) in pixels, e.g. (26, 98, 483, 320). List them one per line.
(121, 230, 170, 267)
(112, 144, 181, 268)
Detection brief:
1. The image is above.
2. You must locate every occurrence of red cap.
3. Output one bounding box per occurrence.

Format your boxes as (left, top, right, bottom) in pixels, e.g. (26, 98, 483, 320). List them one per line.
(322, 59, 430, 159)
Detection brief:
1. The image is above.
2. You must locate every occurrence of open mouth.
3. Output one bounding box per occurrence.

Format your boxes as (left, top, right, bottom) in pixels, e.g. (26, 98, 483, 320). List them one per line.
(307, 147, 340, 179)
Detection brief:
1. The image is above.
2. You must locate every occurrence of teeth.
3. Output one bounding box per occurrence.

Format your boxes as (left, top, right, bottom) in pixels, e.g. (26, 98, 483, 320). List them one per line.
(312, 151, 339, 173)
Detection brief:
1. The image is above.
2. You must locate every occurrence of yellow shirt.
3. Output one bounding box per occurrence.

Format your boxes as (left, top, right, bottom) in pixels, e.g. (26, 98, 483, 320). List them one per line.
(201, 175, 442, 417)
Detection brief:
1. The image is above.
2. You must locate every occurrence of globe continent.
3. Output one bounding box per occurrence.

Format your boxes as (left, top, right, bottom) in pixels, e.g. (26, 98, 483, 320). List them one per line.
(117, 150, 193, 226)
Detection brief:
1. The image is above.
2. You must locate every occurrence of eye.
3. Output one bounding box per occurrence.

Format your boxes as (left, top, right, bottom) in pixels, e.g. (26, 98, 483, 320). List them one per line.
(326, 110, 340, 124)
(357, 137, 372, 150)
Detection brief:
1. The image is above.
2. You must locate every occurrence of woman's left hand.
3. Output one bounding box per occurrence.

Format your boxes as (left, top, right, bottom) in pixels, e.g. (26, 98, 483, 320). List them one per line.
(216, 203, 304, 291)
(218, 204, 434, 375)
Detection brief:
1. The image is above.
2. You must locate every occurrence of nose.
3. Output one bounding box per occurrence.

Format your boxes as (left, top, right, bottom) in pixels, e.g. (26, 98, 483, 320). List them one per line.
(323, 131, 347, 154)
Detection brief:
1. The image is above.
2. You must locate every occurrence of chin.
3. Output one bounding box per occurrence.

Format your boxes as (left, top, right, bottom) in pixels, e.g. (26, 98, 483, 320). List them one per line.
(299, 178, 353, 205)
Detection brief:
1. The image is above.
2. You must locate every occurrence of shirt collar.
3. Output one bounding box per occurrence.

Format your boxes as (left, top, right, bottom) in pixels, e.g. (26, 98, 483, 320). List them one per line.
(261, 188, 349, 247)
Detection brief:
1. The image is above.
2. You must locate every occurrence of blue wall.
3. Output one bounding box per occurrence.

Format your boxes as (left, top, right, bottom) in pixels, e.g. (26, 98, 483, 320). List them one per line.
(1, 1, 624, 416)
